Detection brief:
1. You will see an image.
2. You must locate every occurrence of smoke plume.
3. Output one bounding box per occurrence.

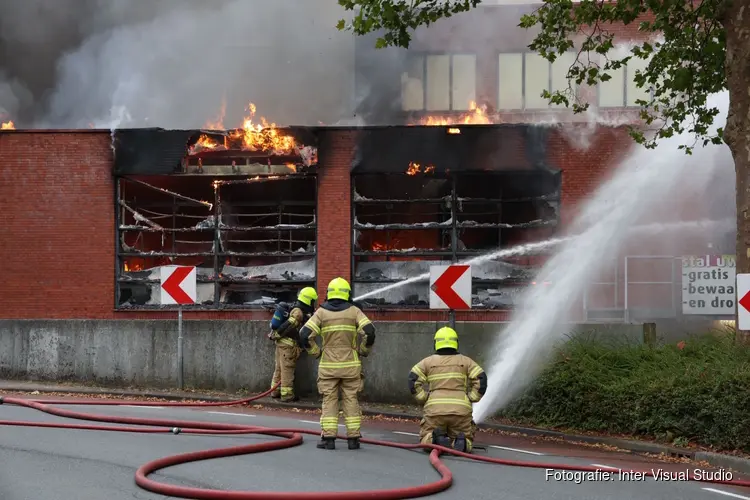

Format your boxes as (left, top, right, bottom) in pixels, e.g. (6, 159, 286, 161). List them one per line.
(0, 0, 358, 128)
(0, 0, 662, 135)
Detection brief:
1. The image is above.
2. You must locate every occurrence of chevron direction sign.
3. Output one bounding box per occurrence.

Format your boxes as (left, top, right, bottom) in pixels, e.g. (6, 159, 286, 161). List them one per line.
(429, 265, 471, 310)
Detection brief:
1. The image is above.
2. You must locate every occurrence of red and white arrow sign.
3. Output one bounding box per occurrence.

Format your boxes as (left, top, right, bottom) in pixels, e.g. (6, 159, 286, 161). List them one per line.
(429, 264, 472, 310)
(737, 274, 750, 330)
(160, 266, 197, 305)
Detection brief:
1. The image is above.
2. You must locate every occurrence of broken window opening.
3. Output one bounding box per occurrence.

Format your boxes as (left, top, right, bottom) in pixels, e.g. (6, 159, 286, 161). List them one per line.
(351, 171, 560, 309)
(116, 174, 317, 310)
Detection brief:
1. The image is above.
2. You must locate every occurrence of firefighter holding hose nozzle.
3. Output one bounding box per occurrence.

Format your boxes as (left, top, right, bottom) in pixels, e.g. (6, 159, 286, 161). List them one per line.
(408, 326, 487, 453)
(268, 286, 318, 402)
(298, 277, 376, 450)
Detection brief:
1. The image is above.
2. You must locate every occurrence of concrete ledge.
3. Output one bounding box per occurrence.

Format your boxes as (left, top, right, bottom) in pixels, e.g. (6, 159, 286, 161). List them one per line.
(0, 319, 649, 404)
(7, 380, 750, 475)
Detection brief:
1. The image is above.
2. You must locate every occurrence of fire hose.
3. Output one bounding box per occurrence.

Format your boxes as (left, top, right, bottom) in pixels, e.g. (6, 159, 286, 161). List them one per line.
(1, 387, 750, 499)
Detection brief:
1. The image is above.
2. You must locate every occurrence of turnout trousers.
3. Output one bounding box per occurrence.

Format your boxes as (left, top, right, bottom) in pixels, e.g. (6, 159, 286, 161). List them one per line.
(270, 344, 301, 401)
(317, 376, 362, 438)
(419, 414, 477, 452)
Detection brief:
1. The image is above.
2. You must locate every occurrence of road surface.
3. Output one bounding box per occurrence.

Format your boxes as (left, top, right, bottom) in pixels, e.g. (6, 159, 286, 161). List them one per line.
(0, 397, 748, 500)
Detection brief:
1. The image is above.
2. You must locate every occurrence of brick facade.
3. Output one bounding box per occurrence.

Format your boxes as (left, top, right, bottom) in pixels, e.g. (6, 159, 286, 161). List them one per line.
(0, 131, 267, 320)
(0, 126, 636, 322)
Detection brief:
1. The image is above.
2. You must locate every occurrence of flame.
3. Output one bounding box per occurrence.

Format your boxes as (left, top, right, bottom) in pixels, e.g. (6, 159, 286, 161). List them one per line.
(123, 261, 144, 272)
(447, 128, 461, 134)
(189, 102, 296, 155)
(367, 236, 434, 261)
(194, 134, 221, 151)
(406, 161, 435, 175)
(417, 101, 491, 125)
(285, 162, 297, 173)
(1, 120, 15, 130)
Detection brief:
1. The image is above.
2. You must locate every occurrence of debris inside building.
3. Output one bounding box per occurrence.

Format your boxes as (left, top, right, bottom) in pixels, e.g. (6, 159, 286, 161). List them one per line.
(351, 125, 560, 309)
(115, 122, 318, 309)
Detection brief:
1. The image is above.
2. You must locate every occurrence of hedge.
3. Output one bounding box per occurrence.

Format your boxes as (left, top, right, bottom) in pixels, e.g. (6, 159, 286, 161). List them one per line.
(496, 330, 750, 452)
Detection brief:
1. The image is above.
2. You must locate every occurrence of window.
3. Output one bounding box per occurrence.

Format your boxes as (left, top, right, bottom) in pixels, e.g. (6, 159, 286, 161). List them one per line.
(598, 56, 653, 108)
(351, 171, 559, 309)
(115, 174, 317, 310)
(401, 53, 477, 111)
(498, 51, 578, 110)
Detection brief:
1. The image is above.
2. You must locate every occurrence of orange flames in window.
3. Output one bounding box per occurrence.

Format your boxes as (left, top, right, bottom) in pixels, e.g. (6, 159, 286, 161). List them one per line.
(406, 161, 435, 175)
(189, 102, 297, 155)
(417, 101, 491, 126)
(123, 261, 144, 272)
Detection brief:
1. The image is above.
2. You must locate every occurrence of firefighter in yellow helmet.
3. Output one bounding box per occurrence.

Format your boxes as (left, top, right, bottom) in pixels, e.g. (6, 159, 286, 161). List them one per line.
(269, 286, 318, 402)
(298, 277, 375, 450)
(408, 326, 487, 453)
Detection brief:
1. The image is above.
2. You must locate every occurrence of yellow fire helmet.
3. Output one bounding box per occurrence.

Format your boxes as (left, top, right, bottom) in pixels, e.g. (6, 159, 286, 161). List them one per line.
(434, 326, 459, 351)
(297, 287, 318, 307)
(327, 277, 351, 301)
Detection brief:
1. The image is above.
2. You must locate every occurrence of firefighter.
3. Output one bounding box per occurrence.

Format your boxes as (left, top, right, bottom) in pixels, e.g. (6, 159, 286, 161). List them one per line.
(408, 326, 487, 453)
(298, 277, 375, 450)
(269, 286, 318, 402)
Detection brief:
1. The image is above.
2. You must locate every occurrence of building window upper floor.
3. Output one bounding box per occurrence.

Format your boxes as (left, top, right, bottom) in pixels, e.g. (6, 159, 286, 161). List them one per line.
(401, 53, 477, 111)
(497, 51, 654, 111)
(398, 50, 655, 114)
(497, 51, 579, 110)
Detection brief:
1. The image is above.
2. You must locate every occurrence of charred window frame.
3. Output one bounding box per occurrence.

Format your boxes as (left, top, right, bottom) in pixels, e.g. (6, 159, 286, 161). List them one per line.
(351, 170, 559, 309)
(115, 174, 317, 310)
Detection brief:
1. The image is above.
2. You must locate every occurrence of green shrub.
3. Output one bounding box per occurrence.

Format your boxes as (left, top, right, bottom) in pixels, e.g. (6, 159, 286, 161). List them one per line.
(497, 330, 750, 452)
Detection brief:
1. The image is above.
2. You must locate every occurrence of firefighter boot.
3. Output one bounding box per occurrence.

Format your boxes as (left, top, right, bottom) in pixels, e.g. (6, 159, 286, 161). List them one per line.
(347, 437, 360, 450)
(271, 391, 281, 399)
(431, 428, 452, 448)
(317, 437, 335, 450)
(453, 432, 468, 453)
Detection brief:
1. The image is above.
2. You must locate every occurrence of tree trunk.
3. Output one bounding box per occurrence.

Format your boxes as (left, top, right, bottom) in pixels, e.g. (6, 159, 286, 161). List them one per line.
(723, 0, 750, 341)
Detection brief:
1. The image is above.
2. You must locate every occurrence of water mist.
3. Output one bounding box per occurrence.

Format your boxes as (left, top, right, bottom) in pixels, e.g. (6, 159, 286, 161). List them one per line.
(471, 91, 735, 423)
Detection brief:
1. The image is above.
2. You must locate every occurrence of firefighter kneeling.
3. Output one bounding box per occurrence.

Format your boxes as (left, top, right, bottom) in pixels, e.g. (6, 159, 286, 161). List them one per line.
(408, 326, 487, 453)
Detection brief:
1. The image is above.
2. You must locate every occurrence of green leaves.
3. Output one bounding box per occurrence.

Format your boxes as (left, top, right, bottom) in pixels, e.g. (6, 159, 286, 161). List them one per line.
(519, 0, 727, 154)
(498, 332, 750, 452)
(336, 0, 482, 49)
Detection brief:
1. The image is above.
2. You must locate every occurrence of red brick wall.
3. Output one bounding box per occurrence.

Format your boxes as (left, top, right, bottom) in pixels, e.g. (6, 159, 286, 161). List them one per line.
(0, 131, 267, 320)
(549, 126, 637, 224)
(316, 130, 358, 295)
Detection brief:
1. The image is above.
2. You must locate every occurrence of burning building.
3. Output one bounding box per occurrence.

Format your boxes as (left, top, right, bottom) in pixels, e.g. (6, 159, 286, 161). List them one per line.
(0, 4, 732, 322)
(115, 106, 319, 309)
(0, 1, 735, 400)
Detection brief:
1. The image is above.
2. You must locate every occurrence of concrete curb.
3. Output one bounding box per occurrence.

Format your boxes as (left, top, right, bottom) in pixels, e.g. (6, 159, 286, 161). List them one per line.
(694, 452, 750, 476)
(3, 382, 749, 474)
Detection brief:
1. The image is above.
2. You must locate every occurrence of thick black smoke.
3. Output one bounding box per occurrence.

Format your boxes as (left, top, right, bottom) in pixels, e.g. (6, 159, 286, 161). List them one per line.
(0, 0, 359, 128)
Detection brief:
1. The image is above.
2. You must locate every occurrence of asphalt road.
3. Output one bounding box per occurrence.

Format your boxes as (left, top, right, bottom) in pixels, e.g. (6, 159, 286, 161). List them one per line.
(0, 399, 749, 500)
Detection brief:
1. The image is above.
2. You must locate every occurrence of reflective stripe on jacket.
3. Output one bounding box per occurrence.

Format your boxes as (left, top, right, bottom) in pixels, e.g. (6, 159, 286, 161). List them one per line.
(302, 305, 372, 379)
(409, 353, 486, 416)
